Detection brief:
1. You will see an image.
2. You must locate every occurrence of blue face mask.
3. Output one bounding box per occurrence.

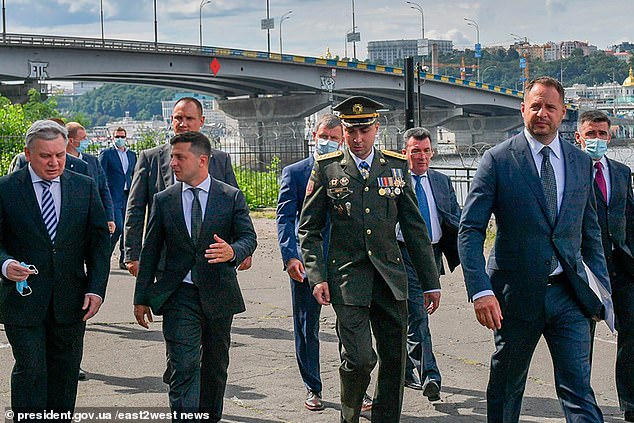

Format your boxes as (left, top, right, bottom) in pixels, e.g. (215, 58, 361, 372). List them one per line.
(114, 138, 126, 148)
(584, 138, 609, 160)
(76, 139, 90, 153)
(316, 138, 340, 155)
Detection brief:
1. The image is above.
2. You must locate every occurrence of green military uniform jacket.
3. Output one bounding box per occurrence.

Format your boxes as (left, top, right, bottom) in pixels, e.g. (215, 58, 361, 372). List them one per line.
(298, 148, 440, 306)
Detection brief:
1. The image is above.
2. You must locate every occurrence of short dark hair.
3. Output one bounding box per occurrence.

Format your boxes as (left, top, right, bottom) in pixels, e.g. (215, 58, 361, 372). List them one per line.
(314, 114, 342, 132)
(524, 76, 565, 104)
(115, 127, 127, 136)
(402, 127, 433, 149)
(174, 97, 204, 116)
(170, 131, 211, 157)
(578, 109, 611, 131)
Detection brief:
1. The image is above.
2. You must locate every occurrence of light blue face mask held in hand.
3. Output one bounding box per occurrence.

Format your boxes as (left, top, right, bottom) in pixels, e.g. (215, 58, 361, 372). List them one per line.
(16, 262, 38, 296)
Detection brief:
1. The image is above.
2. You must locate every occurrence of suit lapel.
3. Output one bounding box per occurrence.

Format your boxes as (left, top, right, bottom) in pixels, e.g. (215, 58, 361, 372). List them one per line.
(160, 143, 173, 188)
(16, 168, 51, 242)
(510, 133, 553, 227)
(56, 172, 73, 242)
(368, 150, 390, 182)
(166, 183, 191, 246)
(340, 150, 365, 184)
(557, 140, 578, 223)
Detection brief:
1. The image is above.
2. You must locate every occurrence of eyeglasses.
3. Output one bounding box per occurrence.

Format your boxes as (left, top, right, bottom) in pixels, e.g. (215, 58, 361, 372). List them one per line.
(409, 151, 431, 158)
(114, 136, 126, 139)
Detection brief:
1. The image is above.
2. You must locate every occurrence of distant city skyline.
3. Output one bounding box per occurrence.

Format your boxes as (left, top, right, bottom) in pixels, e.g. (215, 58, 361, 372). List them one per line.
(3, 0, 632, 59)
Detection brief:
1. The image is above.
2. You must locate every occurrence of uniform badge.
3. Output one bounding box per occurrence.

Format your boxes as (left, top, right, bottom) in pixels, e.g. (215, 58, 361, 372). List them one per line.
(306, 179, 315, 196)
(330, 178, 339, 187)
(340, 176, 349, 186)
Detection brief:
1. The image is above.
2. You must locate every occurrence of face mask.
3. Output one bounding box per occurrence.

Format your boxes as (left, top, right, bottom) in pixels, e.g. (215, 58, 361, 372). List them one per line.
(76, 139, 90, 153)
(316, 138, 340, 155)
(114, 138, 126, 148)
(584, 138, 608, 160)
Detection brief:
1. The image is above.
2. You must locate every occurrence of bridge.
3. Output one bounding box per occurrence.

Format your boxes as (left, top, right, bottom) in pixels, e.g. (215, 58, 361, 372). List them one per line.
(0, 33, 525, 147)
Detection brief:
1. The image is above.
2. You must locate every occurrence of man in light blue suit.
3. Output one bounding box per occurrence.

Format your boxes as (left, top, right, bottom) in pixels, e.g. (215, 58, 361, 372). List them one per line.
(458, 76, 610, 423)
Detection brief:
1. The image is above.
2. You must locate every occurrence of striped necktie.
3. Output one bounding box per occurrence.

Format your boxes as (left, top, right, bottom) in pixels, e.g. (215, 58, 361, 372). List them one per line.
(359, 161, 370, 179)
(40, 180, 58, 242)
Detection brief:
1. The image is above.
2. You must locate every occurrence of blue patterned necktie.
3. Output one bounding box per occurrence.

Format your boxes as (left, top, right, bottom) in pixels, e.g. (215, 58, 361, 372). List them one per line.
(40, 180, 58, 242)
(359, 161, 370, 179)
(413, 175, 433, 238)
(190, 187, 202, 245)
(540, 146, 558, 272)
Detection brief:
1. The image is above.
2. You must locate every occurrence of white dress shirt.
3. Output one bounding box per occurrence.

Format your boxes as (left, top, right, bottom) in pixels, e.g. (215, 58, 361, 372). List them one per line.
(180, 175, 210, 284)
(116, 147, 130, 190)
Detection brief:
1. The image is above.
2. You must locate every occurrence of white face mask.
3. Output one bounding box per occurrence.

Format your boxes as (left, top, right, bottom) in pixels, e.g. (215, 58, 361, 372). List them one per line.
(316, 138, 340, 155)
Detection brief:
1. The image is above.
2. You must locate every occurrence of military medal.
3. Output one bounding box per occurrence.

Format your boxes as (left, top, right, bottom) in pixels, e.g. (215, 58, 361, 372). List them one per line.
(340, 176, 349, 186)
(394, 187, 401, 195)
(391, 168, 405, 195)
(378, 188, 386, 196)
(330, 178, 339, 187)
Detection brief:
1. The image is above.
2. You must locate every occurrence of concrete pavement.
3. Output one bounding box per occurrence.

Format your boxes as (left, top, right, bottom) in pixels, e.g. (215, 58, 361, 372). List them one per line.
(0, 217, 626, 422)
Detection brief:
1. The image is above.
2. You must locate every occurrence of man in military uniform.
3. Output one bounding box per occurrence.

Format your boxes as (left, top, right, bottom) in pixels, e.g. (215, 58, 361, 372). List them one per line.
(299, 96, 440, 423)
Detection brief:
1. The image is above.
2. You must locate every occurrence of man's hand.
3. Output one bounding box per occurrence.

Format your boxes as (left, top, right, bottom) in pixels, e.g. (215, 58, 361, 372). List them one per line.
(237, 256, 253, 271)
(126, 260, 139, 277)
(82, 294, 103, 321)
(424, 291, 441, 315)
(286, 258, 305, 282)
(134, 304, 154, 329)
(313, 282, 330, 305)
(5, 261, 36, 282)
(107, 221, 116, 234)
(205, 234, 235, 264)
(474, 295, 503, 330)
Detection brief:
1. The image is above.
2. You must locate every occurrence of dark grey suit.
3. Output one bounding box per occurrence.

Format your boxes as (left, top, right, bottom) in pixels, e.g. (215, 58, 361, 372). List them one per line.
(0, 167, 110, 414)
(134, 177, 256, 421)
(594, 157, 634, 413)
(458, 131, 609, 422)
(125, 143, 237, 264)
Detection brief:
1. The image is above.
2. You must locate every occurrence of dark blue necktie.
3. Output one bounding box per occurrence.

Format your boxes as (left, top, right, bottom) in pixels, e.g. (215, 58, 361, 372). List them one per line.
(413, 175, 432, 238)
(359, 161, 370, 179)
(540, 146, 558, 273)
(40, 180, 58, 242)
(190, 187, 202, 245)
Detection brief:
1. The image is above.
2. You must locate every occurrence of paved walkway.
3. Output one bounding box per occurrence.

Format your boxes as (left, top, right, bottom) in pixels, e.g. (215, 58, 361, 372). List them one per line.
(0, 217, 625, 422)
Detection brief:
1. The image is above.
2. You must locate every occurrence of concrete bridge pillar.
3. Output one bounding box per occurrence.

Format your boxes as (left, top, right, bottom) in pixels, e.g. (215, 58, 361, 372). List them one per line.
(217, 93, 330, 170)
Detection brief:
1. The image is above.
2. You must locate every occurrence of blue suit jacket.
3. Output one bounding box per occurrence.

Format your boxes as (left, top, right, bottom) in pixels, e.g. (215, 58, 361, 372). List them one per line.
(428, 169, 462, 272)
(276, 156, 329, 270)
(458, 131, 610, 320)
(99, 147, 137, 209)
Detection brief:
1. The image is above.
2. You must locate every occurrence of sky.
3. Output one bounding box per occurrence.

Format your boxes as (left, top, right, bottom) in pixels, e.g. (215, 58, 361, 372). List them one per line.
(3, 0, 633, 59)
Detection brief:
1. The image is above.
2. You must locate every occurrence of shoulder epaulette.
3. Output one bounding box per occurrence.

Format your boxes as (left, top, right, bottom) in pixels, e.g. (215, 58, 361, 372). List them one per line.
(382, 149, 406, 160)
(316, 150, 344, 161)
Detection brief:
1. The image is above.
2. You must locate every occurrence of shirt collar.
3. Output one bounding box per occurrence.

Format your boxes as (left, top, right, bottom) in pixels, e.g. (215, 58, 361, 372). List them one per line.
(349, 147, 375, 168)
(182, 175, 211, 194)
(524, 127, 562, 160)
(28, 164, 61, 184)
(597, 155, 608, 169)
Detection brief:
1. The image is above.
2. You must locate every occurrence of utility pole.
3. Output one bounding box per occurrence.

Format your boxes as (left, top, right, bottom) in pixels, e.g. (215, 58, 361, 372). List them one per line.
(266, 0, 271, 55)
(351, 0, 357, 61)
(153, 0, 158, 50)
(2, 0, 7, 43)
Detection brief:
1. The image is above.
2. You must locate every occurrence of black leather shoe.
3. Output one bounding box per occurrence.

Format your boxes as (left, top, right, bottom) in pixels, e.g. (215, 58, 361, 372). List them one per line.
(304, 390, 324, 411)
(78, 368, 86, 381)
(625, 410, 634, 422)
(423, 380, 441, 401)
(404, 379, 423, 390)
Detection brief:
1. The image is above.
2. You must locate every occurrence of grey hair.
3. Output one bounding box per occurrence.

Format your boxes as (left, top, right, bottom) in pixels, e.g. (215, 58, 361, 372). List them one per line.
(402, 127, 433, 149)
(25, 120, 69, 148)
(314, 114, 342, 132)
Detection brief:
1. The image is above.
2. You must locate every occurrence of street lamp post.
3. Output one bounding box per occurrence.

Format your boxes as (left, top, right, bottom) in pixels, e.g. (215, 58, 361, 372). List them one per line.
(351, 0, 357, 61)
(153, 0, 158, 49)
(3, 0, 7, 43)
(464, 17, 480, 82)
(266, 0, 271, 55)
(199, 0, 213, 48)
(406, 1, 424, 40)
(279, 10, 292, 55)
(100, 0, 104, 44)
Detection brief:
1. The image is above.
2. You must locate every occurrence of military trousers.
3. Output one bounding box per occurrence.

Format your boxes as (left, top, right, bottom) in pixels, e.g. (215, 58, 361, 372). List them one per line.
(332, 270, 407, 423)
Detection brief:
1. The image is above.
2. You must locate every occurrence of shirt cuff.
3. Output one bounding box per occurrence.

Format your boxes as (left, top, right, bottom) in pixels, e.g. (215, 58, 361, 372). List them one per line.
(2, 259, 17, 279)
(423, 288, 441, 294)
(86, 293, 103, 302)
(472, 290, 495, 301)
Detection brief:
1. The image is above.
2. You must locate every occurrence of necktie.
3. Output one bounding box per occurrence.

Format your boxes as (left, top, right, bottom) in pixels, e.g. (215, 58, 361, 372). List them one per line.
(40, 180, 58, 242)
(540, 146, 558, 272)
(413, 175, 433, 239)
(359, 161, 370, 180)
(190, 187, 202, 245)
(594, 162, 608, 201)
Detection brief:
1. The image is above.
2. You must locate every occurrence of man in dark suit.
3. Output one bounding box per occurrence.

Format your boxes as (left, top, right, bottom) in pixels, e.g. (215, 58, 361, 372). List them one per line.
(125, 96, 241, 278)
(99, 127, 137, 269)
(576, 109, 634, 422)
(399, 127, 461, 401)
(458, 77, 610, 422)
(0, 120, 110, 416)
(299, 96, 440, 423)
(65, 122, 115, 236)
(134, 131, 256, 422)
